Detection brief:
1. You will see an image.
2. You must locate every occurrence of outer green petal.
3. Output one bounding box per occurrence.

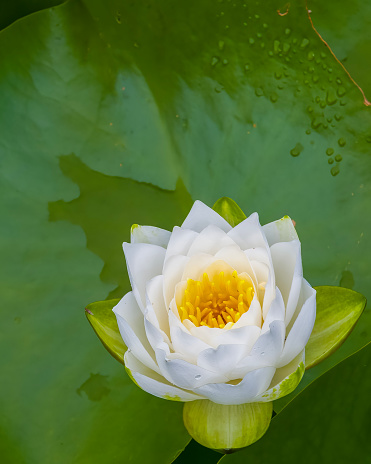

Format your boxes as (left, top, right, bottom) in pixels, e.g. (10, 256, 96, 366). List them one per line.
(85, 299, 126, 364)
(305, 286, 366, 369)
(183, 400, 273, 451)
(212, 197, 247, 227)
(256, 351, 305, 402)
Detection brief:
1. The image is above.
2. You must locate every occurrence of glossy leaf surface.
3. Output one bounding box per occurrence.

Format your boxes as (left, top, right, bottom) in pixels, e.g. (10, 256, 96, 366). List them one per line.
(220, 342, 371, 463)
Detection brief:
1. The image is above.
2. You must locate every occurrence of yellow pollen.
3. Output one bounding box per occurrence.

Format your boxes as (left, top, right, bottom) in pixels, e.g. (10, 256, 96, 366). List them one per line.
(179, 271, 254, 328)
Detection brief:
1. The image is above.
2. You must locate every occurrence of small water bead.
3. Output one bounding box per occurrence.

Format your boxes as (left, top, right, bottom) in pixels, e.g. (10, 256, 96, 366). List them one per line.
(260, 42, 265, 48)
(300, 38, 309, 48)
(222, 59, 229, 65)
(115, 12, 122, 24)
(326, 148, 334, 156)
(306, 129, 311, 135)
(218, 40, 225, 51)
(320, 52, 326, 59)
(244, 64, 250, 72)
(312, 75, 319, 83)
(195, 375, 202, 380)
(336, 78, 342, 85)
(340, 100, 347, 106)
(335, 154, 343, 162)
(326, 89, 337, 105)
(274, 40, 281, 53)
(320, 101, 326, 109)
(270, 92, 278, 103)
(331, 165, 340, 176)
(274, 71, 282, 79)
(285, 28, 291, 35)
(328, 158, 334, 164)
(255, 14, 260, 19)
(290, 142, 303, 157)
(307, 51, 315, 61)
(315, 96, 320, 103)
(334, 114, 342, 121)
(292, 38, 298, 44)
(315, 58, 321, 64)
(257, 32, 262, 38)
(211, 56, 219, 66)
(337, 86, 346, 97)
(249, 37, 255, 44)
(308, 66, 314, 73)
(283, 43, 290, 53)
(328, 68, 333, 73)
(327, 117, 333, 123)
(263, 23, 268, 28)
(277, 83, 284, 90)
(366, 136, 371, 143)
(338, 137, 346, 147)
(255, 87, 264, 97)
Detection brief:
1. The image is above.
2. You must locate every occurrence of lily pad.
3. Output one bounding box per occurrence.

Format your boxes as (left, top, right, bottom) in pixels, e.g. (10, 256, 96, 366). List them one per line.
(220, 342, 371, 463)
(1, 0, 371, 463)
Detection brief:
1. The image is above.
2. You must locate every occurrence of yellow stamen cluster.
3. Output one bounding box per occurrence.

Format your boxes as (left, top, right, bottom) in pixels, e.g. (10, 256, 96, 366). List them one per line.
(179, 271, 254, 328)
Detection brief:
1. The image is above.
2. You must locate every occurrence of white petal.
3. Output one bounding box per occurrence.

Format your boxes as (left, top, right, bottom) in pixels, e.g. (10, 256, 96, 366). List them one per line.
(131, 225, 171, 247)
(193, 367, 276, 405)
(182, 200, 232, 233)
(123, 242, 166, 311)
(230, 320, 285, 378)
(169, 311, 211, 363)
(188, 324, 261, 350)
(113, 292, 160, 373)
(278, 285, 316, 367)
(197, 344, 249, 377)
(270, 240, 303, 325)
(232, 297, 262, 329)
(262, 216, 298, 247)
(124, 350, 201, 401)
(227, 212, 268, 250)
(261, 286, 285, 334)
(164, 226, 198, 261)
(163, 254, 190, 308)
(145, 275, 170, 338)
(187, 225, 236, 256)
(180, 253, 217, 281)
(155, 347, 229, 389)
(214, 245, 258, 286)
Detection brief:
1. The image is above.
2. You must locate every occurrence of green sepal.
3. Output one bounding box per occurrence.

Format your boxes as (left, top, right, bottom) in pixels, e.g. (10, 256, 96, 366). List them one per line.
(213, 197, 247, 227)
(183, 400, 273, 451)
(85, 299, 126, 365)
(305, 286, 366, 369)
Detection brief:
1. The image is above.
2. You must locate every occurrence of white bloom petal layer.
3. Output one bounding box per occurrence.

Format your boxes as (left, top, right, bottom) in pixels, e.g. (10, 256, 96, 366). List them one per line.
(124, 350, 202, 401)
(182, 200, 232, 233)
(113, 292, 160, 373)
(123, 242, 166, 311)
(131, 225, 171, 248)
(262, 216, 298, 246)
(118, 201, 316, 406)
(193, 367, 276, 405)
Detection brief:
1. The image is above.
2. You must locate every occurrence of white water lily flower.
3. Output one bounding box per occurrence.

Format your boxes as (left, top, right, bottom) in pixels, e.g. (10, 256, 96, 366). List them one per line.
(113, 200, 316, 408)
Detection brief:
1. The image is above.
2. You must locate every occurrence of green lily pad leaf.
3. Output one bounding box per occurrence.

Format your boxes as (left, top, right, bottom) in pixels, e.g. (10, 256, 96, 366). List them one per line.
(213, 197, 247, 227)
(305, 286, 366, 369)
(220, 342, 371, 464)
(85, 299, 126, 365)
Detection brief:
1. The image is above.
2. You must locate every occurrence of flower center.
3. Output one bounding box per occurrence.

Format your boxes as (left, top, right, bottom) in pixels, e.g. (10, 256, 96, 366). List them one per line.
(179, 271, 254, 328)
